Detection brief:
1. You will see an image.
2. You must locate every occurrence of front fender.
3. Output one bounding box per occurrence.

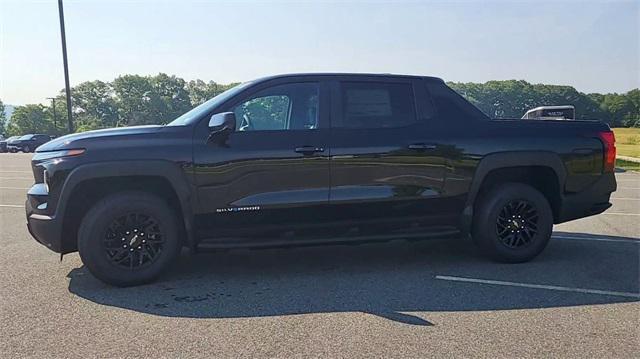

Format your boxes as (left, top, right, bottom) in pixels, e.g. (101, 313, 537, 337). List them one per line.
(56, 160, 195, 250)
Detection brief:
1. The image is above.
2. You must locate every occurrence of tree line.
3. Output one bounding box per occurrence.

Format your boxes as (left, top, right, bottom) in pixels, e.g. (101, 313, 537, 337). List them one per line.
(1, 74, 638, 137)
(0, 74, 238, 137)
(448, 80, 639, 127)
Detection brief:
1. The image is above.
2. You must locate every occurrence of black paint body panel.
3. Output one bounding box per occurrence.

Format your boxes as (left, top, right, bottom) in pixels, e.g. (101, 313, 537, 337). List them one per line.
(24, 73, 616, 253)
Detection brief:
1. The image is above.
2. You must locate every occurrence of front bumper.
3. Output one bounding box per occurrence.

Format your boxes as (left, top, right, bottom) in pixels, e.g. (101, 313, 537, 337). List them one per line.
(25, 184, 65, 253)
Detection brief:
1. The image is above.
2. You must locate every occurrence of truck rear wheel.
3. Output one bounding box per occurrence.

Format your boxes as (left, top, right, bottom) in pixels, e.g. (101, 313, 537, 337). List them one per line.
(472, 183, 553, 263)
(77, 191, 181, 286)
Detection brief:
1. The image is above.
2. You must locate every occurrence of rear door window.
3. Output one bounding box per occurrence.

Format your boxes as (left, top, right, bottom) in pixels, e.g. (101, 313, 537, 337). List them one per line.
(337, 82, 417, 128)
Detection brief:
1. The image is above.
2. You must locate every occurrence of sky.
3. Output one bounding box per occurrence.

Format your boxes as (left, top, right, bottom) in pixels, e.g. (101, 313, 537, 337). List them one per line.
(0, 0, 638, 105)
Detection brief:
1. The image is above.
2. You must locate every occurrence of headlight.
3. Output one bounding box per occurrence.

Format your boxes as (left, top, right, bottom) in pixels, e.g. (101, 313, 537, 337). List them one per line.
(32, 149, 85, 161)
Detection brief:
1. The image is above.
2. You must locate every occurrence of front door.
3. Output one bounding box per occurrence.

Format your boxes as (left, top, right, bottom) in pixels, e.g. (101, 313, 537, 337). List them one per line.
(192, 80, 331, 244)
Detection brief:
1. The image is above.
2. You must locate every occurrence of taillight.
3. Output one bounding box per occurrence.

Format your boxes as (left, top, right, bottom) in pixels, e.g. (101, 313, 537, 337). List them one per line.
(598, 131, 616, 172)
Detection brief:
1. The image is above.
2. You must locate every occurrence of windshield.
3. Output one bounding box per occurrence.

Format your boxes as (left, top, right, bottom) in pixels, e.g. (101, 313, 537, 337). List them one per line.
(167, 81, 255, 126)
(19, 135, 34, 140)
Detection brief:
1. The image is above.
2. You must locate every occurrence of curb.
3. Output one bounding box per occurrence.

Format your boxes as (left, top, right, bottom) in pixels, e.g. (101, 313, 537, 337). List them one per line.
(617, 155, 640, 164)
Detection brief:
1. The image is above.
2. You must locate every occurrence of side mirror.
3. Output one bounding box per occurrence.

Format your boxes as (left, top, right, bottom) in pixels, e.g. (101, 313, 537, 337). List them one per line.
(208, 112, 236, 144)
(209, 112, 236, 133)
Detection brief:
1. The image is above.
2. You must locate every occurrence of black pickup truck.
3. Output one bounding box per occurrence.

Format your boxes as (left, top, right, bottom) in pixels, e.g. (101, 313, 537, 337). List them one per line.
(25, 73, 617, 286)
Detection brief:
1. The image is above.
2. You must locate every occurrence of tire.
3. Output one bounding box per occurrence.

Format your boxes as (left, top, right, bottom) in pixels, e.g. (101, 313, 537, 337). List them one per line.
(78, 191, 181, 286)
(472, 183, 553, 263)
(23, 146, 30, 153)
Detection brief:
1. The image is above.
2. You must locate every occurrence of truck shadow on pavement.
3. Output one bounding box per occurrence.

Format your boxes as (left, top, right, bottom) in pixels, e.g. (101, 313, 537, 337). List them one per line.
(67, 232, 639, 326)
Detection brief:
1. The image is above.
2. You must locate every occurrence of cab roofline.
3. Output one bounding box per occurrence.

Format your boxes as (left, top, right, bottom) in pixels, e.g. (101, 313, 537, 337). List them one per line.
(249, 72, 445, 83)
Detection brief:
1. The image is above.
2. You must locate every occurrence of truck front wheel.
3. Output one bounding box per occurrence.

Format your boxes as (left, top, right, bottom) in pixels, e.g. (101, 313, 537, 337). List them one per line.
(472, 183, 553, 263)
(77, 191, 181, 286)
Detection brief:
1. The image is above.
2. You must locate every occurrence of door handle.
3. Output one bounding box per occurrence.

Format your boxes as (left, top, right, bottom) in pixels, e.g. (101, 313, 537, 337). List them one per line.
(295, 146, 325, 154)
(408, 143, 436, 150)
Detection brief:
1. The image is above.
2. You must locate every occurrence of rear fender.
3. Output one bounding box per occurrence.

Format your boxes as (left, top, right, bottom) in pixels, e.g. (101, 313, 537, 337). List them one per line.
(460, 151, 566, 232)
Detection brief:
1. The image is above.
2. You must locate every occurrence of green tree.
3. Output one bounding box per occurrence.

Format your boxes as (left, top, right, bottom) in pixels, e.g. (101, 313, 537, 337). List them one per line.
(623, 89, 640, 127)
(151, 73, 192, 123)
(112, 73, 194, 126)
(448, 79, 635, 126)
(0, 99, 6, 136)
(112, 74, 157, 126)
(72, 80, 119, 130)
(600, 93, 633, 127)
(42, 94, 72, 136)
(6, 104, 54, 136)
(186, 79, 238, 106)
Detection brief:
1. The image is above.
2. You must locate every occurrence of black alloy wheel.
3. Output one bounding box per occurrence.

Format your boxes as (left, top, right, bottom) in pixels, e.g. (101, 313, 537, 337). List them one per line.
(103, 212, 165, 269)
(78, 191, 181, 286)
(495, 199, 538, 248)
(472, 182, 552, 263)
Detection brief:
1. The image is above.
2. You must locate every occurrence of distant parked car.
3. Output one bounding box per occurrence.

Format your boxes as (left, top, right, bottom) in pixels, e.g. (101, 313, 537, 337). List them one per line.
(7, 134, 52, 153)
(522, 105, 575, 120)
(0, 136, 20, 153)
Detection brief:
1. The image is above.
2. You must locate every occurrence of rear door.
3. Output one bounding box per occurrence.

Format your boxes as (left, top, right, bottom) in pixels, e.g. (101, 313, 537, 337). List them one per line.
(328, 76, 452, 238)
(192, 79, 331, 243)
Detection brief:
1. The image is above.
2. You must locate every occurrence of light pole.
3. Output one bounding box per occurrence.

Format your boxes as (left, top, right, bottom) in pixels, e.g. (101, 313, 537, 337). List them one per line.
(57, 0, 74, 133)
(46, 97, 58, 131)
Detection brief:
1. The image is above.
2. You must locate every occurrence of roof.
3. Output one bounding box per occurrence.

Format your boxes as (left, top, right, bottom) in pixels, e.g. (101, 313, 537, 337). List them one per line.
(251, 72, 445, 83)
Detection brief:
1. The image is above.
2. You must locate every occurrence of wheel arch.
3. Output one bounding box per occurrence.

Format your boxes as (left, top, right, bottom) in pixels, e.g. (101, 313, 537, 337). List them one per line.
(57, 160, 195, 252)
(460, 151, 567, 232)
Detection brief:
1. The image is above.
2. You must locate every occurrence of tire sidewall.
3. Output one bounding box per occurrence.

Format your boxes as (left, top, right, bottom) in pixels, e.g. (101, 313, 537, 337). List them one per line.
(78, 192, 181, 286)
(473, 183, 553, 262)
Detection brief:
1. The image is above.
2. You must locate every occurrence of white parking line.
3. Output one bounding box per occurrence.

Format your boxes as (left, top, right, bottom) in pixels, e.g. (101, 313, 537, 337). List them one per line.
(0, 204, 23, 208)
(0, 170, 31, 173)
(553, 235, 639, 244)
(0, 177, 32, 180)
(618, 187, 640, 190)
(435, 275, 640, 299)
(611, 197, 640, 201)
(0, 187, 29, 190)
(603, 212, 640, 216)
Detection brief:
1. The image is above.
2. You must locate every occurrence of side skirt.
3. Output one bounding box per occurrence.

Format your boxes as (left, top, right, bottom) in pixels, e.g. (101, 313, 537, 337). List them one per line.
(195, 228, 461, 251)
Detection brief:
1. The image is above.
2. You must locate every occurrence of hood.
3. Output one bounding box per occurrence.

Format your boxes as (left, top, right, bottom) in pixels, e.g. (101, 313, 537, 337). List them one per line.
(36, 125, 164, 152)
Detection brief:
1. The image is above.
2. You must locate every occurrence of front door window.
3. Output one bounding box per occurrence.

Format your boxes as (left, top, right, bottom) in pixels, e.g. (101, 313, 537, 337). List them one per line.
(232, 82, 319, 131)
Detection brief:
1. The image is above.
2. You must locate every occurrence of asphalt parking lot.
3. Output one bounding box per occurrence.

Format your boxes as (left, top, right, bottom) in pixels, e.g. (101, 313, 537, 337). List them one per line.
(1, 153, 638, 358)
